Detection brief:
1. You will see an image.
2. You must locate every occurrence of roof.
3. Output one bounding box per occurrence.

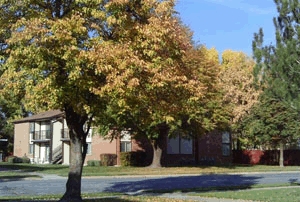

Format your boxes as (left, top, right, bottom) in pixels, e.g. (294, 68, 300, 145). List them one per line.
(13, 110, 64, 124)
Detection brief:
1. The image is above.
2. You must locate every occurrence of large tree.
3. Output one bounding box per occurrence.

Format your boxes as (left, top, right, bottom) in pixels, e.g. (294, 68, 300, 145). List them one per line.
(219, 50, 260, 149)
(0, 0, 29, 156)
(0, 0, 205, 200)
(94, 25, 229, 167)
(0, 1, 105, 201)
(252, 0, 300, 165)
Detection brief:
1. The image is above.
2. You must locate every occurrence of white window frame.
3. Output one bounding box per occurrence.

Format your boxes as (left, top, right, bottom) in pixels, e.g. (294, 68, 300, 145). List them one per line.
(86, 143, 92, 155)
(29, 143, 34, 154)
(29, 130, 34, 154)
(120, 131, 132, 152)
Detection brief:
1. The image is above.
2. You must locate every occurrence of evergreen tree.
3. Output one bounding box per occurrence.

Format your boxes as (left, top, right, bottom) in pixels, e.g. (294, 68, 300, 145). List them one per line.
(241, 95, 300, 166)
(252, 0, 300, 166)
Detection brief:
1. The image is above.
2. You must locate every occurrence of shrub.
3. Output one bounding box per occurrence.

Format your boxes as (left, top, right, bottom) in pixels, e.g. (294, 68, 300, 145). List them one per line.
(87, 160, 101, 166)
(120, 151, 146, 166)
(21, 156, 30, 164)
(120, 152, 132, 166)
(7, 156, 16, 163)
(14, 157, 23, 163)
(7, 156, 30, 163)
(100, 153, 117, 166)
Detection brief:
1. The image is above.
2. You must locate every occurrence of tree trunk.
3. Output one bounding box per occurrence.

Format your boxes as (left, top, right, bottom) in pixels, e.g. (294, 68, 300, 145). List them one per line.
(149, 124, 168, 168)
(59, 106, 88, 202)
(279, 141, 284, 167)
(149, 139, 162, 168)
(59, 135, 83, 202)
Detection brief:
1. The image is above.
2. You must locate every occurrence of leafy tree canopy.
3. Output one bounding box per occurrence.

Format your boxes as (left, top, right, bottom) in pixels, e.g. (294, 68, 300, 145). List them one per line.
(241, 94, 300, 149)
(0, 0, 231, 198)
(219, 50, 260, 129)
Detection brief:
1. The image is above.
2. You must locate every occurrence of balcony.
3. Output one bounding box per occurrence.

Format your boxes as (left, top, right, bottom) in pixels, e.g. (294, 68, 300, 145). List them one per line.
(61, 128, 70, 141)
(32, 130, 51, 142)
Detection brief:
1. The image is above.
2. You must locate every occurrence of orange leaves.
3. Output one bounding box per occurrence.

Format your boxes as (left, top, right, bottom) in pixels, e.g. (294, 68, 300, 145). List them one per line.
(1, 0, 228, 135)
(219, 50, 261, 124)
(127, 78, 140, 88)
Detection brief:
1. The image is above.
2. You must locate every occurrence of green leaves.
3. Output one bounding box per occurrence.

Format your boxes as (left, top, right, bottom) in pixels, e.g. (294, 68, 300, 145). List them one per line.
(247, 0, 300, 149)
(241, 96, 300, 147)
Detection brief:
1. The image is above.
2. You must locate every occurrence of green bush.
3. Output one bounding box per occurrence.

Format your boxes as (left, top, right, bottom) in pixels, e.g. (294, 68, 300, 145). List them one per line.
(21, 156, 30, 164)
(7, 156, 30, 163)
(87, 160, 101, 166)
(120, 151, 146, 166)
(7, 156, 16, 163)
(120, 152, 133, 166)
(100, 153, 117, 166)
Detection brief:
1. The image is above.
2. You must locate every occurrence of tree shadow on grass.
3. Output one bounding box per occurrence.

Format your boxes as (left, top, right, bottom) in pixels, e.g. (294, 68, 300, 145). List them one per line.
(103, 174, 262, 194)
(0, 197, 133, 202)
(0, 174, 41, 182)
(289, 178, 300, 185)
(0, 163, 68, 172)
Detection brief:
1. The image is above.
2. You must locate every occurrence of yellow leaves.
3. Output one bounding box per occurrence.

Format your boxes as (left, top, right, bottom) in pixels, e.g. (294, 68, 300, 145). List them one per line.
(51, 14, 87, 42)
(68, 65, 81, 81)
(155, 0, 175, 17)
(83, 105, 91, 114)
(164, 115, 175, 124)
(127, 78, 140, 88)
(1, 0, 223, 135)
(221, 50, 253, 70)
(219, 50, 260, 124)
(108, 0, 130, 4)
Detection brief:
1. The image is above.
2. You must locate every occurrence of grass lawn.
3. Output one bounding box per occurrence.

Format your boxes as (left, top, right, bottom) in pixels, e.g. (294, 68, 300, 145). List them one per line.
(192, 187, 300, 202)
(1, 162, 300, 177)
(0, 193, 196, 202)
(2, 185, 300, 202)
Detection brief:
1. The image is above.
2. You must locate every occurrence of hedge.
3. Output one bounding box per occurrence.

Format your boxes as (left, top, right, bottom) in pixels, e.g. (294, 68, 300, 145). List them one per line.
(120, 151, 146, 166)
(87, 160, 102, 166)
(100, 153, 117, 166)
(7, 156, 30, 163)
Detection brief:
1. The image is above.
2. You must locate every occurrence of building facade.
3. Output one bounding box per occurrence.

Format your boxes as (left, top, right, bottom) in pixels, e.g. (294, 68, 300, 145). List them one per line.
(13, 110, 232, 166)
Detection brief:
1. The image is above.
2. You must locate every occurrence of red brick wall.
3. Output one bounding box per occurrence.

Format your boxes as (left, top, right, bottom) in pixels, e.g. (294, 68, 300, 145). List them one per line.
(161, 131, 232, 166)
(85, 131, 233, 167)
(84, 135, 118, 164)
(197, 131, 232, 165)
(131, 136, 153, 166)
(232, 150, 300, 165)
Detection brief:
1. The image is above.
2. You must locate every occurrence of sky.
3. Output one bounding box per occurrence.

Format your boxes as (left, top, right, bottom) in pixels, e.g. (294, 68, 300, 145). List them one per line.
(175, 0, 278, 56)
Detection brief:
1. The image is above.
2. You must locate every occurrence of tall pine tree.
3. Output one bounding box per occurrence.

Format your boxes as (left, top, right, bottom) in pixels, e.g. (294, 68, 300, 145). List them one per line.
(252, 0, 300, 166)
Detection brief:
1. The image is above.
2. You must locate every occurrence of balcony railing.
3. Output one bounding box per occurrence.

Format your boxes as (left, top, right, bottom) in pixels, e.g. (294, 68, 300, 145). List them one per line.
(32, 130, 51, 140)
(61, 128, 70, 139)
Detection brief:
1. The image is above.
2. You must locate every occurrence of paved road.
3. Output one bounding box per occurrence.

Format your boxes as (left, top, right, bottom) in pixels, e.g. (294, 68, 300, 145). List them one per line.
(1, 171, 300, 197)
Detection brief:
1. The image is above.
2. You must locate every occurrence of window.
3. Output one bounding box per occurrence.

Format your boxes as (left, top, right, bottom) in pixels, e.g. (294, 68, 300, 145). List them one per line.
(29, 131, 34, 154)
(120, 130, 131, 152)
(167, 135, 193, 154)
(87, 143, 92, 154)
(29, 122, 35, 132)
(29, 144, 34, 154)
(121, 141, 131, 152)
(86, 128, 92, 142)
(222, 132, 231, 156)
